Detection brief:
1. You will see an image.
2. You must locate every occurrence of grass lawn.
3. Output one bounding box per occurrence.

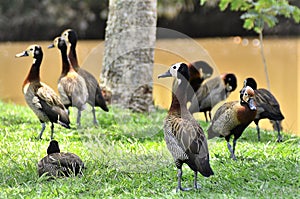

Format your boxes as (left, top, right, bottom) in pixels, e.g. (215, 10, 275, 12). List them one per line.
(0, 100, 299, 198)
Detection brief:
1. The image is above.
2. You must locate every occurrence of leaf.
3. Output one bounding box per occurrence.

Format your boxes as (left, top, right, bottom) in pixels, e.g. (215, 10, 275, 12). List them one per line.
(200, 0, 207, 6)
(241, 11, 259, 20)
(219, 0, 231, 11)
(262, 14, 278, 28)
(243, 18, 254, 30)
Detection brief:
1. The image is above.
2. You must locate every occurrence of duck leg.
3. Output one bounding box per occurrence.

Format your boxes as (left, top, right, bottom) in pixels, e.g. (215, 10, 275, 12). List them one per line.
(38, 122, 46, 139)
(227, 141, 237, 160)
(91, 106, 98, 125)
(204, 112, 208, 123)
(193, 171, 201, 189)
(77, 109, 82, 127)
(275, 120, 283, 142)
(255, 120, 261, 141)
(176, 168, 191, 192)
(50, 123, 54, 140)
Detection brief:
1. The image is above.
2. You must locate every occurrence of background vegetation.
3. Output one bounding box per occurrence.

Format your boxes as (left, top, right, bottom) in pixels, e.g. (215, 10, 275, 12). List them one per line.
(0, 101, 299, 198)
(0, 0, 299, 41)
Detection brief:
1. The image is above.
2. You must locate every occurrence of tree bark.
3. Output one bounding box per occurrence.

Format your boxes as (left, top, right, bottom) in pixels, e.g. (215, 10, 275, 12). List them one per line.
(101, 0, 157, 112)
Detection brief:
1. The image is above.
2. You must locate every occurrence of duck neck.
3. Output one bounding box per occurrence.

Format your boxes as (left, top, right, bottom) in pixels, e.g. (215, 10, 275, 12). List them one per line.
(169, 79, 188, 114)
(61, 48, 74, 75)
(69, 43, 79, 70)
(25, 57, 42, 83)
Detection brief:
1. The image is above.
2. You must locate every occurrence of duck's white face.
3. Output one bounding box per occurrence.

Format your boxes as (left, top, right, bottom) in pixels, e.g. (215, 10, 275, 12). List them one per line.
(241, 86, 256, 110)
(169, 62, 183, 78)
(15, 45, 41, 64)
(61, 29, 71, 43)
(53, 37, 60, 48)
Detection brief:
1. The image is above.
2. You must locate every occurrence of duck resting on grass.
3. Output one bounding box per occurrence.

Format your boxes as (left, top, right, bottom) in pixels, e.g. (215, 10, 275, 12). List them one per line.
(158, 62, 214, 191)
(207, 86, 257, 160)
(15, 45, 70, 139)
(38, 140, 85, 178)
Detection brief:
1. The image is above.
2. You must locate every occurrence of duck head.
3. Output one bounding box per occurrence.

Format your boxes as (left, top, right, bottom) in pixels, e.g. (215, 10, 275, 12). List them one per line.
(61, 29, 77, 46)
(48, 37, 68, 51)
(158, 62, 190, 85)
(240, 86, 256, 111)
(47, 140, 61, 155)
(15, 45, 43, 61)
(243, 77, 257, 90)
(223, 73, 237, 92)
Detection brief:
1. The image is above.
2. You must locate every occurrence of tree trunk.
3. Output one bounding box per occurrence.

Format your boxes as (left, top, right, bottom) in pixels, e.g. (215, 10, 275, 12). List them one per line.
(101, 0, 157, 112)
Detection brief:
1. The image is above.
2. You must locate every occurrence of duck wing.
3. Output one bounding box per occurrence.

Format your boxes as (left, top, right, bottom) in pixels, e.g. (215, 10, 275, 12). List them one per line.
(36, 83, 70, 127)
(208, 101, 238, 139)
(255, 88, 284, 120)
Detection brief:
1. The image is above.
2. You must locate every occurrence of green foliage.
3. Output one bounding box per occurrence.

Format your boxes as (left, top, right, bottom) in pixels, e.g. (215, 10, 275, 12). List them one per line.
(201, 0, 300, 33)
(0, 100, 300, 198)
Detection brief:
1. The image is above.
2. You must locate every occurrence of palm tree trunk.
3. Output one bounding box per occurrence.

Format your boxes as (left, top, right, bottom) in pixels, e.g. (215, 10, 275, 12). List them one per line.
(101, 0, 157, 112)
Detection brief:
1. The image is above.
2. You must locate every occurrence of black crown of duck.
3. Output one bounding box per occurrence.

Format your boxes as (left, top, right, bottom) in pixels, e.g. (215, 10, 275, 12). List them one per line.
(15, 44, 70, 139)
(158, 62, 213, 191)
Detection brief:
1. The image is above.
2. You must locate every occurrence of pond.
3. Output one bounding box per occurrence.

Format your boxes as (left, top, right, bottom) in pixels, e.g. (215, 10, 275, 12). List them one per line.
(0, 37, 298, 135)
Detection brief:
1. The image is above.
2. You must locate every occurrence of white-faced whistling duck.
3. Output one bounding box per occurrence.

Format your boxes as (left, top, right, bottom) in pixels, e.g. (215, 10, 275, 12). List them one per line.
(172, 60, 213, 102)
(15, 45, 70, 139)
(38, 140, 85, 178)
(61, 29, 109, 125)
(48, 37, 88, 127)
(189, 73, 237, 122)
(243, 77, 284, 142)
(158, 62, 214, 191)
(207, 86, 257, 160)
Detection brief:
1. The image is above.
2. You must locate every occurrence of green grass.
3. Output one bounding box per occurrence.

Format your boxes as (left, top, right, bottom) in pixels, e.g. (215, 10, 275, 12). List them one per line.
(0, 100, 299, 198)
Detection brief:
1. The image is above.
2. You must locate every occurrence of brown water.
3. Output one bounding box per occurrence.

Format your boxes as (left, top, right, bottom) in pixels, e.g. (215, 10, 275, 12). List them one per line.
(0, 38, 299, 135)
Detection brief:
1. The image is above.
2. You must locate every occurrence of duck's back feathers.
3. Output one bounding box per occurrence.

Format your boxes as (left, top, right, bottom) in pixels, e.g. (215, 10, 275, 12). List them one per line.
(77, 68, 109, 111)
(254, 88, 284, 121)
(38, 152, 84, 177)
(189, 76, 225, 114)
(58, 71, 88, 110)
(23, 82, 69, 127)
(164, 114, 213, 177)
(207, 101, 238, 139)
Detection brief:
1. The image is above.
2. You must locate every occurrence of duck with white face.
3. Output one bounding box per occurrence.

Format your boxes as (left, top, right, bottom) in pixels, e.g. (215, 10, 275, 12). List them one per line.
(158, 62, 214, 191)
(15, 44, 70, 139)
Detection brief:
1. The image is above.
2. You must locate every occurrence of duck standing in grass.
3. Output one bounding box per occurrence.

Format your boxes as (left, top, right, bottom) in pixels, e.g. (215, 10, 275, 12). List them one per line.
(61, 29, 109, 125)
(208, 86, 257, 160)
(38, 140, 85, 178)
(15, 45, 70, 139)
(158, 62, 214, 191)
(189, 73, 237, 122)
(48, 37, 88, 126)
(243, 77, 284, 142)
